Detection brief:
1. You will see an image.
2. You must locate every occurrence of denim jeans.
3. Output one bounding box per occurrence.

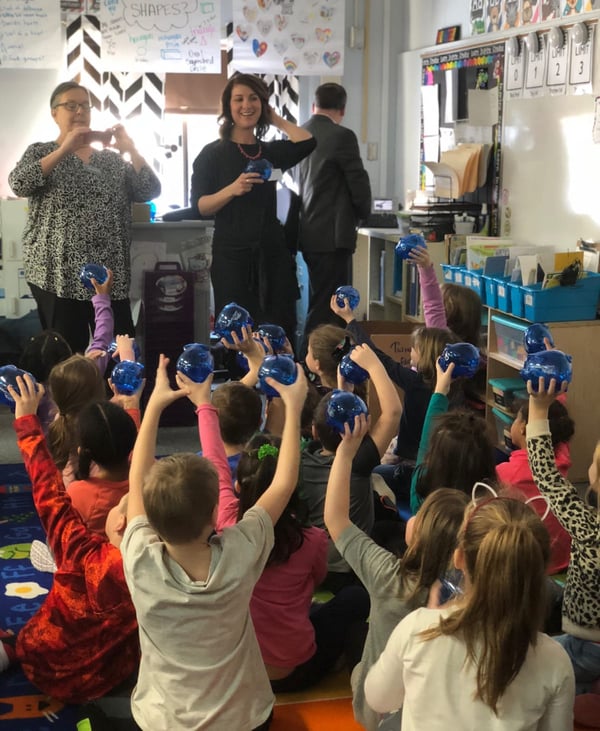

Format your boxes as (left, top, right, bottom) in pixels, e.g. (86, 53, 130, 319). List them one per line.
(554, 633, 600, 694)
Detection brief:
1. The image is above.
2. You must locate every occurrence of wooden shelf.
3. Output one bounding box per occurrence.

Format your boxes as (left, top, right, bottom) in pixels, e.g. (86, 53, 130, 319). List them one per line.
(486, 308, 600, 483)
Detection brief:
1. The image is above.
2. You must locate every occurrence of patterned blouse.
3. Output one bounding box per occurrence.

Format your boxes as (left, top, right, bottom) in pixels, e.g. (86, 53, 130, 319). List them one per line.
(8, 143, 161, 301)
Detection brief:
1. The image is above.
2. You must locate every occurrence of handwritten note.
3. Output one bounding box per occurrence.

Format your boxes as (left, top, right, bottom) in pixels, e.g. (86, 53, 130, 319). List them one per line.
(101, 0, 221, 73)
(0, 0, 62, 69)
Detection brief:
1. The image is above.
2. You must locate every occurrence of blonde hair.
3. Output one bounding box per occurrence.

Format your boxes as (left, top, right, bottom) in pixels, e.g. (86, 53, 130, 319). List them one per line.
(400, 488, 469, 607)
(587, 439, 600, 505)
(142, 453, 219, 545)
(421, 498, 550, 713)
(411, 326, 458, 388)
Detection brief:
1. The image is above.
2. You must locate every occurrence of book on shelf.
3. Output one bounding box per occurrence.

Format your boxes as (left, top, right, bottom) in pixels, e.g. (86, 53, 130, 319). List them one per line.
(424, 143, 492, 199)
(407, 262, 421, 317)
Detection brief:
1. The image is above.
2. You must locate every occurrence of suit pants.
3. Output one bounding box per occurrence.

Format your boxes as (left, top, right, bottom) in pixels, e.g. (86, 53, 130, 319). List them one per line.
(300, 249, 353, 358)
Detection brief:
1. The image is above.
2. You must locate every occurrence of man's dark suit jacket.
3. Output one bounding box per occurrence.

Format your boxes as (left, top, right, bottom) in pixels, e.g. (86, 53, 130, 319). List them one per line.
(296, 114, 371, 254)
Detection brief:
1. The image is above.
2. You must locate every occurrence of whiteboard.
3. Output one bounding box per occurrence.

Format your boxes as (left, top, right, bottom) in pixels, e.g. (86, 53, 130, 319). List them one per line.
(501, 37, 600, 247)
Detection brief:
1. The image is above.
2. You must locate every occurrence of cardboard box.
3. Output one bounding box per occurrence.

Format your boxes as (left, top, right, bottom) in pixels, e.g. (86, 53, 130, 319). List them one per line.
(360, 320, 418, 423)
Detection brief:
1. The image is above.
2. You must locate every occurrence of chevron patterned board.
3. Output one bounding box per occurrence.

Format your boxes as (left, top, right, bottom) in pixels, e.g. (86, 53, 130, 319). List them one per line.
(64, 13, 164, 175)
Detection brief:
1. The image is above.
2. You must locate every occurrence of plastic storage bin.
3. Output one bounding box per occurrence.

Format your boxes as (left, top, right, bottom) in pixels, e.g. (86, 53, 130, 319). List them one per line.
(509, 282, 525, 318)
(521, 272, 600, 322)
(441, 264, 457, 283)
(484, 275, 510, 310)
(492, 407, 515, 451)
(469, 270, 486, 303)
(491, 314, 528, 364)
(453, 267, 466, 285)
(489, 377, 528, 412)
(496, 279, 511, 312)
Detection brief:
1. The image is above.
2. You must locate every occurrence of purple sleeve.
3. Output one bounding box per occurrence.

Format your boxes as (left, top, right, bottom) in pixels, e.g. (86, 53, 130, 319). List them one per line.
(196, 404, 239, 530)
(86, 293, 114, 373)
(418, 265, 447, 330)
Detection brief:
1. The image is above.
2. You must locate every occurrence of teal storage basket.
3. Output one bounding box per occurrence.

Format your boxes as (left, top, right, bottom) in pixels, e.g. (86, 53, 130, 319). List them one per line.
(522, 272, 600, 322)
(496, 278, 511, 312)
(509, 282, 525, 318)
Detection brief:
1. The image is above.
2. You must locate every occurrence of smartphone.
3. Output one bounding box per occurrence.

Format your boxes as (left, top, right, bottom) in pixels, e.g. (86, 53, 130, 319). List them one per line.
(86, 130, 113, 146)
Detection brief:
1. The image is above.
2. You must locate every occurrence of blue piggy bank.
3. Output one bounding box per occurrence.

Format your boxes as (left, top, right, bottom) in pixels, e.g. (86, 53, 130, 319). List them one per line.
(256, 323, 287, 352)
(326, 390, 368, 434)
(244, 158, 273, 181)
(395, 233, 426, 261)
(520, 349, 572, 392)
(438, 342, 480, 379)
(334, 286, 360, 311)
(523, 323, 555, 355)
(214, 302, 253, 345)
(107, 340, 141, 363)
(339, 352, 369, 385)
(177, 343, 214, 383)
(80, 263, 108, 290)
(111, 360, 145, 396)
(0, 365, 38, 407)
(258, 354, 297, 398)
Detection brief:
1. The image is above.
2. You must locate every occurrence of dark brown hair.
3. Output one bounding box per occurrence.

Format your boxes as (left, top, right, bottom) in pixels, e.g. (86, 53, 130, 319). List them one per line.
(211, 381, 263, 446)
(442, 283, 483, 348)
(218, 73, 271, 140)
(517, 399, 575, 447)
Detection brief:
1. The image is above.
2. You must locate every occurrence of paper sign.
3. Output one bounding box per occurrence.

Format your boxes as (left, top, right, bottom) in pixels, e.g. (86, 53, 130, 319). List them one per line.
(101, 0, 221, 73)
(505, 44, 525, 96)
(468, 86, 499, 127)
(569, 24, 594, 92)
(524, 35, 546, 97)
(546, 40, 568, 95)
(0, 0, 62, 69)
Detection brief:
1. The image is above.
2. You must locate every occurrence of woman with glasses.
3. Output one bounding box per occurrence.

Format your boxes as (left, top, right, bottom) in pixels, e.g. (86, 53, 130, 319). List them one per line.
(8, 81, 160, 354)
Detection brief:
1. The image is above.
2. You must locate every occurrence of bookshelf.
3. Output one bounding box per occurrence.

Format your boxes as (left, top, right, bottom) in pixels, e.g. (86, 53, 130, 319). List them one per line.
(353, 228, 447, 323)
(486, 309, 600, 483)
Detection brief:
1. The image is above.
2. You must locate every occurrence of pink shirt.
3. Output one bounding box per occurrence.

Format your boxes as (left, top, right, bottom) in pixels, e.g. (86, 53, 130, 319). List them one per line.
(497, 442, 572, 575)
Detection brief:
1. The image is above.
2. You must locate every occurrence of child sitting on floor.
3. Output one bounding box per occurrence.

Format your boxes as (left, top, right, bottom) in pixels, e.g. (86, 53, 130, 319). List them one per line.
(324, 412, 468, 731)
(121, 354, 307, 730)
(6, 374, 139, 703)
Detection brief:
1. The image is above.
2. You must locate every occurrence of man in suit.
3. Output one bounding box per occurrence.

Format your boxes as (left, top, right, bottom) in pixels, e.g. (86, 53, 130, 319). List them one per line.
(295, 83, 371, 356)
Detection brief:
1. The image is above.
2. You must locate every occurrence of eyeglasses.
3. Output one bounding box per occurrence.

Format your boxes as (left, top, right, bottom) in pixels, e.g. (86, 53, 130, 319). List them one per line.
(53, 102, 92, 112)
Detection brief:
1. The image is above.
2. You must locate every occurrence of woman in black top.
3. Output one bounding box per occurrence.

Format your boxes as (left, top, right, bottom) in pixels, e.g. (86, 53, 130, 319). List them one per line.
(191, 74, 315, 346)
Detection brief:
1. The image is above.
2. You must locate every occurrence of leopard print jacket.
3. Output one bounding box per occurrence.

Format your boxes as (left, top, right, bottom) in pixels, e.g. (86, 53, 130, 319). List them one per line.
(528, 424, 600, 641)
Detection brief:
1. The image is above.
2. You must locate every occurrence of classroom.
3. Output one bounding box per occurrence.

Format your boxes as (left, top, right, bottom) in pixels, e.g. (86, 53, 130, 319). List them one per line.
(0, 1, 600, 730)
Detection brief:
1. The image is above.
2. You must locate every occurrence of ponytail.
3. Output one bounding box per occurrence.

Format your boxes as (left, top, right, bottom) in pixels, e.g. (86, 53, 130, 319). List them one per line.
(421, 498, 550, 713)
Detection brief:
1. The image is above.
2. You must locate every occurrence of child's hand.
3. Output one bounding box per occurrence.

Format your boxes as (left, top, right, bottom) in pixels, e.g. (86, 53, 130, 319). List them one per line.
(330, 294, 355, 323)
(176, 370, 213, 407)
(526, 377, 567, 420)
(336, 367, 354, 392)
(408, 246, 432, 269)
(109, 377, 146, 409)
(435, 359, 454, 396)
(220, 325, 255, 352)
(348, 343, 380, 373)
(270, 364, 307, 412)
(114, 334, 136, 363)
(338, 413, 369, 458)
(9, 375, 45, 419)
(146, 354, 190, 412)
(91, 268, 113, 296)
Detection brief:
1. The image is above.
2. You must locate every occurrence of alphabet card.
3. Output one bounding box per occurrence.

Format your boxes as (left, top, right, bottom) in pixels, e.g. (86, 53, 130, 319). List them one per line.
(232, 0, 345, 75)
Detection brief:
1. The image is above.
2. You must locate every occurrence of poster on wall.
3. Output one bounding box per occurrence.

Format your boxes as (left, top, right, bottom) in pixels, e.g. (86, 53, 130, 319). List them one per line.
(0, 0, 62, 69)
(232, 0, 345, 76)
(100, 0, 221, 73)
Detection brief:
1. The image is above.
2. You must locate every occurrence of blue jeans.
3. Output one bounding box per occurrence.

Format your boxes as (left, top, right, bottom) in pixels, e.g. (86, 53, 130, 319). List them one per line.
(554, 633, 600, 694)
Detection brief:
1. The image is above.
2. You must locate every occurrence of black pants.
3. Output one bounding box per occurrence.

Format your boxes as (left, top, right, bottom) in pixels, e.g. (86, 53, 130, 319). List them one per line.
(300, 250, 353, 358)
(269, 585, 370, 693)
(29, 283, 135, 355)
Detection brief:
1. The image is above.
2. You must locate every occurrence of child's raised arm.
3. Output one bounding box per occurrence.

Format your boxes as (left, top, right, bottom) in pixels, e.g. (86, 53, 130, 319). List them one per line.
(324, 414, 369, 541)
(348, 344, 402, 458)
(255, 365, 307, 524)
(128, 355, 190, 522)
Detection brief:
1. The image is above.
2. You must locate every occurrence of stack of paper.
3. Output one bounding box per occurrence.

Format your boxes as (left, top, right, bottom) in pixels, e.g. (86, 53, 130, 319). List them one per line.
(424, 143, 492, 199)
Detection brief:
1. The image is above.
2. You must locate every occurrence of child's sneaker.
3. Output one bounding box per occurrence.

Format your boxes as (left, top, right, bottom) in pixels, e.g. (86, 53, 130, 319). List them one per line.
(30, 539, 57, 573)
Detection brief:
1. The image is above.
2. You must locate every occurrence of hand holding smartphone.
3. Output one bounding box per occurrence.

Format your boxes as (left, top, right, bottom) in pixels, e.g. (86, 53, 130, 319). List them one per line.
(86, 129, 113, 146)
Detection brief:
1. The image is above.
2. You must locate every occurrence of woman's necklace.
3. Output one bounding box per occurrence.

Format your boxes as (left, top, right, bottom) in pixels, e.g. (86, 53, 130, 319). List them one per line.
(237, 141, 262, 160)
